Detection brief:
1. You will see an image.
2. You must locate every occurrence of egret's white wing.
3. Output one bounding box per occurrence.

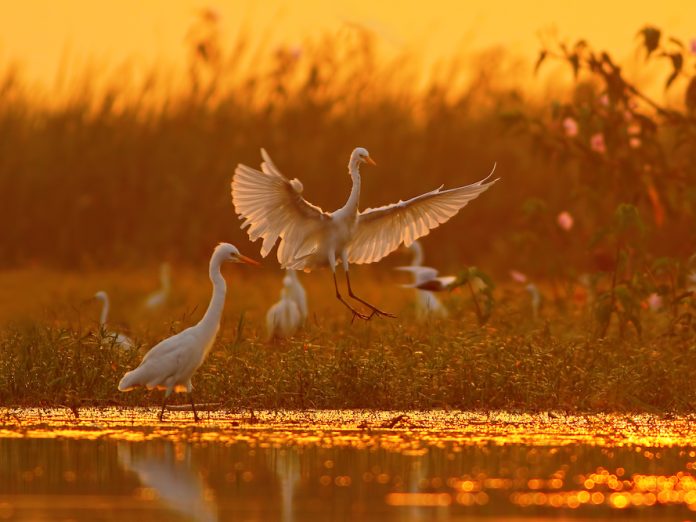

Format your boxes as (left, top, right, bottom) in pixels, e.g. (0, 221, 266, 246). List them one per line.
(436, 275, 457, 287)
(395, 265, 439, 282)
(232, 149, 330, 266)
(407, 276, 457, 291)
(347, 167, 498, 265)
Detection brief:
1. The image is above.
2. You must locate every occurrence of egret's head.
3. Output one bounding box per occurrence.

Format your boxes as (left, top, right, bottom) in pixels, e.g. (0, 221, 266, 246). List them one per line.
(94, 290, 108, 302)
(351, 147, 376, 167)
(283, 274, 293, 288)
(215, 243, 260, 265)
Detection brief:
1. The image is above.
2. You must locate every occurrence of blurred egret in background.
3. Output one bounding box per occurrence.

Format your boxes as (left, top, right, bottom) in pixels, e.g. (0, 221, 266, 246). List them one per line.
(284, 270, 308, 323)
(144, 263, 171, 310)
(266, 274, 302, 341)
(93, 290, 134, 349)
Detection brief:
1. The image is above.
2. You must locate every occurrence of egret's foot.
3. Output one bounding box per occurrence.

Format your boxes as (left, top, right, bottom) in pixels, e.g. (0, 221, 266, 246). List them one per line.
(348, 293, 397, 319)
(193, 413, 201, 423)
(158, 411, 166, 422)
(336, 295, 371, 321)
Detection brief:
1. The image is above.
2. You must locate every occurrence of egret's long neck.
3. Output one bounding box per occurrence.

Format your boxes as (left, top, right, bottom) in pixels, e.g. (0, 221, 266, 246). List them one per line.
(341, 158, 362, 215)
(199, 256, 227, 336)
(99, 297, 109, 326)
(161, 270, 171, 292)
(411, 242, 424, 267)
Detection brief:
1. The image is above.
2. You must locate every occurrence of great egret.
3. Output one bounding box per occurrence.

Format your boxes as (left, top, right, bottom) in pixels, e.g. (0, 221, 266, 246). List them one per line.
(118, 243, 258, 421)
(231, 147, 497, 320)
(94, 291, 134, 349)
(395, 241, 454, 318)
(266, 275, 302, 341)
(284, 270, 308, 323)
(144, 263, 171, 309)
(525, 283, 542, 320)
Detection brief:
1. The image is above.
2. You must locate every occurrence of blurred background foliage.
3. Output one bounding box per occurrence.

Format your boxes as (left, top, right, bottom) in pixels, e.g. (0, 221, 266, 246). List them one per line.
(0, 15, 693, 281)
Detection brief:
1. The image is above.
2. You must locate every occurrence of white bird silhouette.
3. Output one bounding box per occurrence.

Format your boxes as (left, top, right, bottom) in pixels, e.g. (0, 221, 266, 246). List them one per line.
(525, 283, 542, 320)
(118, 243, 258, 421)
(93, 291, 134, 349)
(284, 270, 308, 323)
(144, 263, 171, 310)
(266, 276, 302, 341)
(231, 147, 497, 320)
(396, 241, 454, 318)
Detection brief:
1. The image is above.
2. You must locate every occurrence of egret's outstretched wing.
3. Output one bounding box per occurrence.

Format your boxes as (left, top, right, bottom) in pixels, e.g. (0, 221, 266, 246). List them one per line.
(395, 265, 439, 283)
(397, 266, 457, 290)
(347, 167, 498, 265)
(232, 149, 330, 265)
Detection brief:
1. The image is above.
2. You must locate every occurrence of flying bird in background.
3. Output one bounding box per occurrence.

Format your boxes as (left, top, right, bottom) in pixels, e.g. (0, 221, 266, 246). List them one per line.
(395, 240, 454, 318)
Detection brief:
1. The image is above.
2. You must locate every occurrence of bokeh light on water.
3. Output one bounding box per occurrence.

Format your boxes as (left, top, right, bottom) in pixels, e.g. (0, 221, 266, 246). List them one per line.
(2, 408, 696, 521)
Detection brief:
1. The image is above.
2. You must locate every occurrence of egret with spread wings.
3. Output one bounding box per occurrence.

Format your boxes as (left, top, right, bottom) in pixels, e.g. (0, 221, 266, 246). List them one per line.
(231, 147, 497, 320)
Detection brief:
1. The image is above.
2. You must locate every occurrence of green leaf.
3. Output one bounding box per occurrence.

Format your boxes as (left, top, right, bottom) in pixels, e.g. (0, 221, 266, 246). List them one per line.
(568, 54, 580, 78)
(665, 53, 683, 89)
(613, 203, 645, 239)
(534, 50, 547, 74)
(685, 77, 696, 114)
(639, 26, 661, 58)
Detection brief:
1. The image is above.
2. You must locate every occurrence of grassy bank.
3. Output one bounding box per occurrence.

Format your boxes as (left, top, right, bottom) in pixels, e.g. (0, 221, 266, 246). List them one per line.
(1, 268, 694, 412)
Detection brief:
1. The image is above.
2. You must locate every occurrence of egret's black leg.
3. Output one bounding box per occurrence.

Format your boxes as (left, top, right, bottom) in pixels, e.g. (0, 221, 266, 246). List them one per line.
(188, 392, 200, 422)
(346, 272, 396, 319)
(333, 272, 370, 321)
(158, 394, 168, 421)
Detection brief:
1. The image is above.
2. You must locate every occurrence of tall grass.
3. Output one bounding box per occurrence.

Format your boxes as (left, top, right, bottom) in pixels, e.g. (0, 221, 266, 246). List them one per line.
(5, 16, 687, 272)
(2, 23, 692, 277)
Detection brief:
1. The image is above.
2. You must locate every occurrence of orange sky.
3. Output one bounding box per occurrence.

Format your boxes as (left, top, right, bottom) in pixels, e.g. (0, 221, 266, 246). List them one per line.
(0, 0, 693, 91)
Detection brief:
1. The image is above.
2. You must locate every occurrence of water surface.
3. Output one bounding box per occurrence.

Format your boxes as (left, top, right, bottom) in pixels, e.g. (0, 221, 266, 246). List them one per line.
(1, 408, 695, 521)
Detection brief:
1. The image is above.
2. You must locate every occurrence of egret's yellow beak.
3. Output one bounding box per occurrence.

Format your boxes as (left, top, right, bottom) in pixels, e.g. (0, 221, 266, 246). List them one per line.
(365, 156, 377, 166)
(238, 254, 260, 266)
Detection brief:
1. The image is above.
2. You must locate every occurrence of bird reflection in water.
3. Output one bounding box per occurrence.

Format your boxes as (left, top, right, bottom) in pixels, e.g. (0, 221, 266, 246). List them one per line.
(118, 441, 218, 522)
(267, 447, 302, 522)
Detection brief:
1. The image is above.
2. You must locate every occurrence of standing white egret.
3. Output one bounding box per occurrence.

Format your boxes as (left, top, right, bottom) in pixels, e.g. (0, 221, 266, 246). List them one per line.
(284, 270, 308, 323)
(266, 276, 302, 341)
(144, 263, 171, 310)
(118, 243, 258, 421)
(395, 241, 454, 318)
(231, 147, 497, 320)
(525, 283, 542, 320)
(94, 291, 134, 349)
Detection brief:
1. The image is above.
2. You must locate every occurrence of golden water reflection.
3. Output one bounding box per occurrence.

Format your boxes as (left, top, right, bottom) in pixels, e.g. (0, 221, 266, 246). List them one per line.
(1, 408, 696, 521)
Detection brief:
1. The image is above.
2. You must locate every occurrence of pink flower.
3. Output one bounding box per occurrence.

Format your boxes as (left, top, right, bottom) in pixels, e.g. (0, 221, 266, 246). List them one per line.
(627, 124, 641, 135)
(557, 211, 574, 231)
(646, 292, 662, 311)
(691, 39, 696, 55)
(590, 133, 606, 154)
(629, 137, 641, 148)
(509, 270, 528, 283)
(599, 94, 609, 107)
(562, 117, 578, 137)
